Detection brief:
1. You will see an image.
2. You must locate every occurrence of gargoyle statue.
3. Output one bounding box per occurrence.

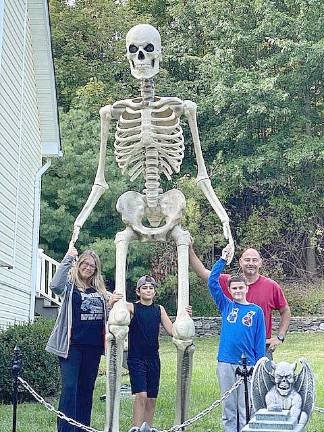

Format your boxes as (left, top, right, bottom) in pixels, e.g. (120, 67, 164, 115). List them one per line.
(251, 357, 315, 426)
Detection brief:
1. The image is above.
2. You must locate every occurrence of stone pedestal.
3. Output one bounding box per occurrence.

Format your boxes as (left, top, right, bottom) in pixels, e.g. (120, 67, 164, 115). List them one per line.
(242, 409, 305, 432)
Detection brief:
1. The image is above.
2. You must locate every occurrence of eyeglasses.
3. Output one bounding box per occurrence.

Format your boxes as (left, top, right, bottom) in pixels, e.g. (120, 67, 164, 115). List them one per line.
(80, 261, 96, 270)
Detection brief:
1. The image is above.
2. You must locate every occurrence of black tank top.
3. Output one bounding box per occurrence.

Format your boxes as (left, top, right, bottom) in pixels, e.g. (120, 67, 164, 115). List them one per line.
(128, 302, 161, 359)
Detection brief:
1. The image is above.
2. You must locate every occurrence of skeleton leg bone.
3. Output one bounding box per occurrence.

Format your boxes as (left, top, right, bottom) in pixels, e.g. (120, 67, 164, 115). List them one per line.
(171, 226, 195, 427)
(105, 227, 138, 432)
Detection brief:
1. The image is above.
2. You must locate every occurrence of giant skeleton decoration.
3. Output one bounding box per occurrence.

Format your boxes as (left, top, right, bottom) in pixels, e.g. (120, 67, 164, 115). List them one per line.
(70, 24, 234, 432)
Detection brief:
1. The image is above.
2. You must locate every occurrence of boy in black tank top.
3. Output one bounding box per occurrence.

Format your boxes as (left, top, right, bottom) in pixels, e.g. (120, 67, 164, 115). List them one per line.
(115, 275, 191, 432)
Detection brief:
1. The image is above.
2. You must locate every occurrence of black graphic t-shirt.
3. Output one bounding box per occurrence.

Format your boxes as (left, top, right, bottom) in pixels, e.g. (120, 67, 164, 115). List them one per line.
(70, 287, 105, 350)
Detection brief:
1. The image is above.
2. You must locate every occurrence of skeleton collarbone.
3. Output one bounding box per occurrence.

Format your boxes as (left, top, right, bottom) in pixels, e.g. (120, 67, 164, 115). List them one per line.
(114, 96, 185, 202)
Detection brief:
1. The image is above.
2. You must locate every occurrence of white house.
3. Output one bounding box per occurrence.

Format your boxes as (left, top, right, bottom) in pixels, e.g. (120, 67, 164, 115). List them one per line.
(0, 0, 61, 328)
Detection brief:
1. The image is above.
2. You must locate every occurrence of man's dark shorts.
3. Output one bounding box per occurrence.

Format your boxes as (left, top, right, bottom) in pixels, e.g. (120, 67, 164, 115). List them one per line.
(127, 357, 161, 398)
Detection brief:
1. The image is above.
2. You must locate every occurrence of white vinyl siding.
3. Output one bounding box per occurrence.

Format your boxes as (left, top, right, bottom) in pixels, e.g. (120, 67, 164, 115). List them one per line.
(0, 0, 25, 268)
(0, 0, 60, 328)
(0, 0, 4, 66)
(0, 0, 42, 327)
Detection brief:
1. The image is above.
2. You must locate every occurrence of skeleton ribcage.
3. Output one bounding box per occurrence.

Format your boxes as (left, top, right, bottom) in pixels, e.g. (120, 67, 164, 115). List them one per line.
(114, 105, 184, 183)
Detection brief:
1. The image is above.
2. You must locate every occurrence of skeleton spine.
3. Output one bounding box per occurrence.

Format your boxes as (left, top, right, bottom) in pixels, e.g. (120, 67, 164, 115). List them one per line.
(144, 147, 161, 207)
(140, 78, 161, 207)
(141, 78, 154, 104)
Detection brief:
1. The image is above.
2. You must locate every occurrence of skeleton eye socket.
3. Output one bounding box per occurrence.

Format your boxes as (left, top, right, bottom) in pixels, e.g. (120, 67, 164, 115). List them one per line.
(129, 44, 138, 53)
(144, 43, 154, 52)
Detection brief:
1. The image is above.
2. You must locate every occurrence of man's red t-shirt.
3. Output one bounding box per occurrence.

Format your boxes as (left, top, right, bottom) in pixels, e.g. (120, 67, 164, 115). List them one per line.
(219, 274, 287, 339)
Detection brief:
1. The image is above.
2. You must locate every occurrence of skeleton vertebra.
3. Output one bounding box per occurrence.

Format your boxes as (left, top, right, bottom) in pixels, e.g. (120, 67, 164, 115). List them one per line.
(70, 24, 234, 432)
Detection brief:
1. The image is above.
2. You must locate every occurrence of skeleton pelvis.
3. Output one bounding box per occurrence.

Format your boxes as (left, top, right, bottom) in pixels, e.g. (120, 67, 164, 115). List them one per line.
(116, 189, 186, 239)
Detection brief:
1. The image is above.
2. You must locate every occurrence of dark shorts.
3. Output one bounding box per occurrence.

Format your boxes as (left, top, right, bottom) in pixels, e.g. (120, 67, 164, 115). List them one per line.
(127, 357, 161, 398)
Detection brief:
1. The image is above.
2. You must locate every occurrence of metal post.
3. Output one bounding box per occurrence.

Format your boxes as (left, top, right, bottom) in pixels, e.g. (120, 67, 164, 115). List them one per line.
(12, 345, 22, 432)
(235, 352, 253, 427)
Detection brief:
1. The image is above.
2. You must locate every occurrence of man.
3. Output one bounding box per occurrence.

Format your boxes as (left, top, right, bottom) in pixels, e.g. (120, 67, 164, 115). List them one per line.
(189, 246, 291, 353)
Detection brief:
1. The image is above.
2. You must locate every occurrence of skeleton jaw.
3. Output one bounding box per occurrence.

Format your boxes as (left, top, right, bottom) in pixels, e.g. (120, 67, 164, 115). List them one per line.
(131, 60, 156, 79)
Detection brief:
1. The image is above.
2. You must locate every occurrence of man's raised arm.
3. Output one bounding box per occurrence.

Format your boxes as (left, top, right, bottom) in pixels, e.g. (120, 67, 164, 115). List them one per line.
(189, 244, 210, 282)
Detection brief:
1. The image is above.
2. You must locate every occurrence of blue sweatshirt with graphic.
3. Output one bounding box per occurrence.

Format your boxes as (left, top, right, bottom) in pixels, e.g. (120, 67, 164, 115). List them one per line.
(208, 258, 266, 365)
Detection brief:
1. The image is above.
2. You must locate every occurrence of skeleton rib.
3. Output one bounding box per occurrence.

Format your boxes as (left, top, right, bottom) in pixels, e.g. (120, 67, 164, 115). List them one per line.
(160, 160, 173, 176)
(152, 113, 176, 122)
(152, 131, 183, 141)
(116, 124, 142, 134)
(114, 134, 142, 144)
(152, 124, 181, 133)
(129, 165, 145, 182)
(150, 97, 183, 110)
(118, 115, 141, 123)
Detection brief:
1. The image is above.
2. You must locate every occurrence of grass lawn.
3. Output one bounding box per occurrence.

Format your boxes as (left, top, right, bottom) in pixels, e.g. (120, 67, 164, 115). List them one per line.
(1, 333, 324, 431)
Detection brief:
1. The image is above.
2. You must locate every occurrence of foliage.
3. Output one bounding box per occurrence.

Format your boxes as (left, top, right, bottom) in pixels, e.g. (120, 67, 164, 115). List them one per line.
(0, 318, 59, 403)
(283, 280, 324, 316)
(42, 0, 324, 296)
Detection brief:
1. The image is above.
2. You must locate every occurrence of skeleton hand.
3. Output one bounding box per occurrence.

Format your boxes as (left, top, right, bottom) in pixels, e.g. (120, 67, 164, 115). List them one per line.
(222, 221, 234, 263)
(108, 292, 123, 308)
(185, 305, 192, 317)
(66, 243, 78, 258)
(221, 244, 234, 263)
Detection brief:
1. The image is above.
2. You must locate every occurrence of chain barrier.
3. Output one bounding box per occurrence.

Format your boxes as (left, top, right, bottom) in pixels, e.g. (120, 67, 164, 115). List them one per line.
(18, 376, 244, 432)
(158, 377, 244, 432)
(18, 377, 102, 432)
(314, 406, 324, 414)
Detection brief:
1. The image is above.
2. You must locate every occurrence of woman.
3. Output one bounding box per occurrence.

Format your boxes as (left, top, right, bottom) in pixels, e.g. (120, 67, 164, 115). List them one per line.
(46, 244, 118, 432)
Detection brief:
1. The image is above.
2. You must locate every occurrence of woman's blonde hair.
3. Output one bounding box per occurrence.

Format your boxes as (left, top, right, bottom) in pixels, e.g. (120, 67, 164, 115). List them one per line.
(69, 250, 111, 302)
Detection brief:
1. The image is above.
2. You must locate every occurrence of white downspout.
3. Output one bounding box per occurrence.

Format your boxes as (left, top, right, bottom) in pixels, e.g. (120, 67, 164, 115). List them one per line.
(29, 158, 52, 321)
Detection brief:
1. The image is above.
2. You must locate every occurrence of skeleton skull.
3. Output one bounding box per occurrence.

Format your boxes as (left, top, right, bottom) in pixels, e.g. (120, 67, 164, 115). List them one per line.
(273, 361, 297, 397)
(126, 24, 161, 79)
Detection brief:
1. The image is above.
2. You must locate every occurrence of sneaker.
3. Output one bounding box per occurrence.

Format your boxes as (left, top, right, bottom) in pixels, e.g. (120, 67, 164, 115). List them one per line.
(128, 427, 140, 432)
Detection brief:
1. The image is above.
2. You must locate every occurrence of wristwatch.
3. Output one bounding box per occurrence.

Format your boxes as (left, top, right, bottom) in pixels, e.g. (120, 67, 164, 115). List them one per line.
(277, 334, 285, 342)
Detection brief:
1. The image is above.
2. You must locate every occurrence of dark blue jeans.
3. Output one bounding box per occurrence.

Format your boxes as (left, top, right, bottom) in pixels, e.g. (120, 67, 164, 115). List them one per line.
(58, 345, 101, 432)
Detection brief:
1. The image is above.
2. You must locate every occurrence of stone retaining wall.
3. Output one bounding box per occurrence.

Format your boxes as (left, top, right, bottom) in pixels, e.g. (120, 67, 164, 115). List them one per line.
(166, 316, 324, 337)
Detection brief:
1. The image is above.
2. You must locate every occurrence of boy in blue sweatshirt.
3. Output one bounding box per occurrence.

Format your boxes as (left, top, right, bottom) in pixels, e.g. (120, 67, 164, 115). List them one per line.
(208, 245, 266, 432)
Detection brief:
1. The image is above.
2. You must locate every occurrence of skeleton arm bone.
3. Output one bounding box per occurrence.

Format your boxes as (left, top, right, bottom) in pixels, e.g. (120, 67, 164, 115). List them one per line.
(70, 105, 112, 245)
(183, 100, 234, 262)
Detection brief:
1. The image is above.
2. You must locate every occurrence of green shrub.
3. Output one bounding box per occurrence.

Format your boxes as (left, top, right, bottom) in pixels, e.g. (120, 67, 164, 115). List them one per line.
(158, 272, 219, 317)
(0, 318, 60, 403)
(159, 272, 324, 317)
(282, 280, 324, 316)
